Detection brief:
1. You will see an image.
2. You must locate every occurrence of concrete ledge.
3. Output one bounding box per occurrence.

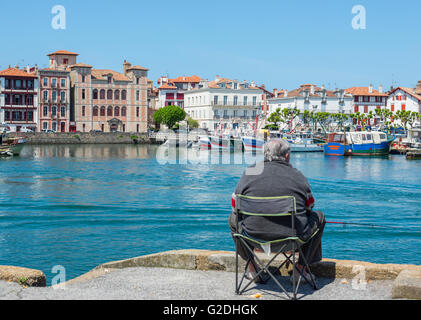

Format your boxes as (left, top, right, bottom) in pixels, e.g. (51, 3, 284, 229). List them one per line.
(83, 250, 421, 283)
(0, 266, 46, 287)
(392, 269, 421, 300)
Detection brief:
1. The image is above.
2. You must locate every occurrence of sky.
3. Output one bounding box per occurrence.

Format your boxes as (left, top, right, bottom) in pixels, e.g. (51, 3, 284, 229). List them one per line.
(0, 0, 420, 91)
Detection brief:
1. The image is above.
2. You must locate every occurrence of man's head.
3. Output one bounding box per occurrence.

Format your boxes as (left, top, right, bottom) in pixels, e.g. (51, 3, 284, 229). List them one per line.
(264, 139, 291, 163)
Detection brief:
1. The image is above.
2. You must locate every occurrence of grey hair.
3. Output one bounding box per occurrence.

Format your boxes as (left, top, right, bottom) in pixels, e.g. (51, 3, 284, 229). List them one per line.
(264, 139, 291, 162)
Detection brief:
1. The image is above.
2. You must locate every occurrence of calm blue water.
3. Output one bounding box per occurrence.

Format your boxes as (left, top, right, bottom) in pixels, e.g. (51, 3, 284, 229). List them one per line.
(0, 144, 420, 284)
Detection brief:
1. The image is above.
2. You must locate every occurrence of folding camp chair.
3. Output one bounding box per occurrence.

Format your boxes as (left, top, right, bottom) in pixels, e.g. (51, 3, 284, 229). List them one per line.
(232, 194, 319, 300)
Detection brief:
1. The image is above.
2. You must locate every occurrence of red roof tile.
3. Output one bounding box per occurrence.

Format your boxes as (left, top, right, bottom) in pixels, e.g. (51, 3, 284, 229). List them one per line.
(345, 87, 388, 97)
(47, 50, 79, 56)
(0, 67, 37, 78)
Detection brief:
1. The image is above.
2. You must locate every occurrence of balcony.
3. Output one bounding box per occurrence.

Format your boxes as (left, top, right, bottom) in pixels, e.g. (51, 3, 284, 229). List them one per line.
(211, 100, 261, 109)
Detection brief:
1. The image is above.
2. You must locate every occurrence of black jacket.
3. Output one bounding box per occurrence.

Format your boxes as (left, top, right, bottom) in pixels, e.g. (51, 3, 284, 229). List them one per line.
(234, 160, 315, 241)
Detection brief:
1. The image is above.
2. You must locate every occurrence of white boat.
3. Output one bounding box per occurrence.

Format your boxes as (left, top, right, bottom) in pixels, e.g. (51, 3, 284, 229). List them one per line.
(241, 136, 265, 152)
(290, 136, 324, 152)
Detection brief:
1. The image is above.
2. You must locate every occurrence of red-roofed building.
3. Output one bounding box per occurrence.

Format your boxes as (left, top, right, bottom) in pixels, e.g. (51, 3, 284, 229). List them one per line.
(157, 75, 203, 109)
(38, 51, 72, 132)
(0, 66, 39, 132)
(386, 85, 421, 127)
(345, 85, 388, 125)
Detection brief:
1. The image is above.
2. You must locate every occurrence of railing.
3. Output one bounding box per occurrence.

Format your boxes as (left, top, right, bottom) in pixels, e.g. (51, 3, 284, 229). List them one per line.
(211, 101, 261, 108)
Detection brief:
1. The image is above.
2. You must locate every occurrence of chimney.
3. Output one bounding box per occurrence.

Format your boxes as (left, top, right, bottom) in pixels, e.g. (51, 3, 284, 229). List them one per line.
(379, 84, 383, 94)
(369, 84, 373, 94)
(123, 60, 131, 75)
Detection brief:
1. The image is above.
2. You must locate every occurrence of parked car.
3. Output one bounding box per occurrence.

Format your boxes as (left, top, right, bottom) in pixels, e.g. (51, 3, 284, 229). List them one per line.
(90, 130, 102, 133)
(42, 129, 55, 133)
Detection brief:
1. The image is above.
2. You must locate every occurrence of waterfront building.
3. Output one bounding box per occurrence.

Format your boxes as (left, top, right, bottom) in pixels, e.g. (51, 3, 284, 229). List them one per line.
(386, 86, 421, 127)
(0, 66, 39, 132)
(157, 75, 203, 109)
(69, 58, 149, 133)
(268, 84, 353, 117)
(345, 85, 388, 125)
(183, 76, 264, 132)
(47, 51, 149, 133)
(38, 50, 73, 132)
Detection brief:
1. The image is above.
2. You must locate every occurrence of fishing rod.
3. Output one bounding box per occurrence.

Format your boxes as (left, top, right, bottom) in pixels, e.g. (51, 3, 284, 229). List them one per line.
(326, 221, 421, 233)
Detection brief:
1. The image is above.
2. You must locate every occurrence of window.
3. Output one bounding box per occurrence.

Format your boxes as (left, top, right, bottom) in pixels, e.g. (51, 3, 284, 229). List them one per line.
(93, 106, 99, 117)
(107, 106, 113, 117)
(223, 96, 228, 105)
(233, 110, 238, 117)
(244, 96, 248, 106)
(354, 96, 359, 102)
(43, 78, 48, 87)
(114, 90, 120, 100)
(213, 96, 218, 105)
(82, 75, 86, 83)
(234, 96, 238, 105)
(402, 104, 406, 111)
(121, 90, 127, 100)
(244, 110, 248, 117)
(43, 91, 48, 101)
(107, 76, 112, 84)
(60, 91, 66, 102)
(93, 89, 98, 100)
(136, 107, 140, 117)
(107, 90, 113, 100)
(52, 91, 57, 101)
(137, 124, 139, 132)
(61, 79, 66, 88)
(43, 106, 48, 117)
(253, 96, 257, 106)
(391, 104, 395, 112)
(52, 78, 57, 87)
(82, 89, 86, 100)
(43, 122, 48, 130)
(5, 79, 10, 89)
(363, 96, 369, 102)
(252, 110, 257, 118)
(82, 124, 85, 132)
(364, 106, 368, 113)
(136, 78, 140, 85)
(100, 106, 106, 116)
(354, 105, 359, 113)
(100, 89, 105, 99)
(15, 80, 21, 89)
(136, 90, 140, 101)
(121, 107, 127, 117)
(82, 106, 85, 117)
(234, 83, 238, 90)
(63, 58, 68, 65)
(52, 106, 57, 117)
(61, 106, 65, 117)
(115, 107, 120, 117)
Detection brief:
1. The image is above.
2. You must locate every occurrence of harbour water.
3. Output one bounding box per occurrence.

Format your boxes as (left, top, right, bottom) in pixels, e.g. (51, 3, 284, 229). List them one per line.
(0, 144, 420, 283)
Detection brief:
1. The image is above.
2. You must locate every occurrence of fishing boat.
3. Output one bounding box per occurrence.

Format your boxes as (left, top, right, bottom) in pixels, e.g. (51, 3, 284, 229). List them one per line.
(208, 135, 243, 152)
(270, 132, 325, 152)
(0, 146, 13, 157)
(324, 131, 395, 156)
(1, 136, 26, 156)
(199, 136, 211, 150)
(241, 136, 265, 152)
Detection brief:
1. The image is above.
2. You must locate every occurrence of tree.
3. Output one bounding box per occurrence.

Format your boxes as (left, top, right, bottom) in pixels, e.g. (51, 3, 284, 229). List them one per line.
(153, 105, 186, 129)
(187, 117, 199, 129)
(267, 108, 282, 128)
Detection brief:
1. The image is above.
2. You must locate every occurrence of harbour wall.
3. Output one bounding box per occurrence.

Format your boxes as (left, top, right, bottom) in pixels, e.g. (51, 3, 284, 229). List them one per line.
(1, 250, 420, 299)
(7, 132, 154, 145)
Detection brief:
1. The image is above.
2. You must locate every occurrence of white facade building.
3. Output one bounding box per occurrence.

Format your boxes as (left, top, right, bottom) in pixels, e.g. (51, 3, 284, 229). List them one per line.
(268, 84, 353, 116)
(184, 77, 264, 132)
(387, 86, 421, 127)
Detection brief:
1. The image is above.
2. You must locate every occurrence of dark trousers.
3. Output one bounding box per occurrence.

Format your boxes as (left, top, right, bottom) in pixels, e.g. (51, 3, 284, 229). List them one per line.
(229, 211, 326, 266)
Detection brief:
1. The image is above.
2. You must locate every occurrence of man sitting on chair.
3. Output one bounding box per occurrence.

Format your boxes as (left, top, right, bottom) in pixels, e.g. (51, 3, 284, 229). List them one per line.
(229, 139, 326, 283)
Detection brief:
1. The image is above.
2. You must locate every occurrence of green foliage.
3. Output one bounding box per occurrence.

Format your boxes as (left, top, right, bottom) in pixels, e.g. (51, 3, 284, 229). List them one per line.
(187, 117, 199, 129)
(153, 105, 186, 129)
(264, 124, 279, 130)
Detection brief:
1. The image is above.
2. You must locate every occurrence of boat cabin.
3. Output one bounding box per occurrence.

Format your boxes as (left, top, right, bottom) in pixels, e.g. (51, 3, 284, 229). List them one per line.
(327, 132, 389, 145)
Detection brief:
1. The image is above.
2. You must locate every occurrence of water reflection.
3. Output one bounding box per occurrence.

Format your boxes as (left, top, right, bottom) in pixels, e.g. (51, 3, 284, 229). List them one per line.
(22, 144, 155, 160)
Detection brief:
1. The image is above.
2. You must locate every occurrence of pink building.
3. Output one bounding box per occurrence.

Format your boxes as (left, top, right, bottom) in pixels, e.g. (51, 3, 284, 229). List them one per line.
(47, 50, 149, 133)
(38, 50, 74, 132)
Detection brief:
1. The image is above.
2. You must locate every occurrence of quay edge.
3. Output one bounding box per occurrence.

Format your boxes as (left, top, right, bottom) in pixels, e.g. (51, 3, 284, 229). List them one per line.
(52, 249, 421, 299)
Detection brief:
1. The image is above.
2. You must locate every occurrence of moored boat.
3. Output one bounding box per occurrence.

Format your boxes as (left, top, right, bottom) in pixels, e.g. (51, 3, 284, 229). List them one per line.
(324, 132, 395, 156)
(1, 136, 26, 156)
(241, 136, 265, 152)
